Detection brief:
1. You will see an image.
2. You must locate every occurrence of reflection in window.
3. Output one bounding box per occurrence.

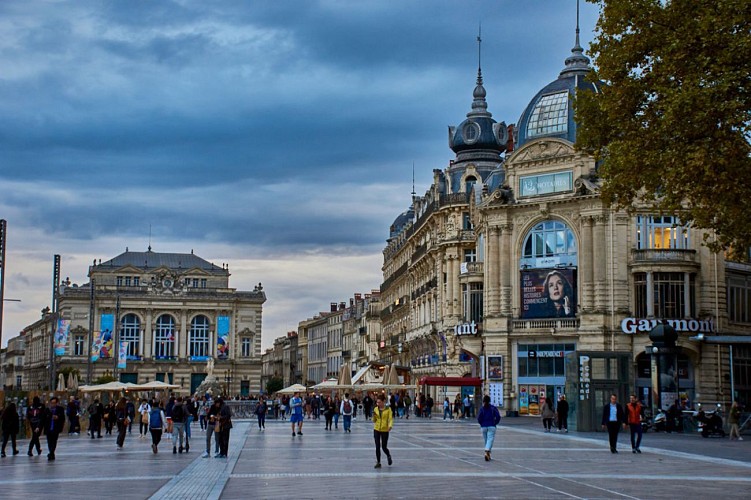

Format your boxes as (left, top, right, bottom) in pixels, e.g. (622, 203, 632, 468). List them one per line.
(120, 313, 141, 359)
(636, 215, 690, 249)
(527, 91, 568, 137)
(189, 315, 210, 358)
(154, 315, 175, 359)
(522, 221, 577, 260)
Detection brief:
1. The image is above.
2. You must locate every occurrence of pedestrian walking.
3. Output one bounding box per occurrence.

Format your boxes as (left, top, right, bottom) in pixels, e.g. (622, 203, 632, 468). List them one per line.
(728, 400, 743, 441)
(601, 394, 626, 453)
(333, 396, 341, 429)
(541, 398, 555, 432)
(1, 401, 20, 457)
(103, 401, 116, 435)
(290, 391, 304, 436)
(217, 397, 232, 458)
(341, 393, 354, 433)
(26, 396, 45, 456)
(171, 396, 188, 453)
(115, 397, 130, 450)
(403, 394, 411, 419)
(149, 400, 167, 454)
(323, 396, 335, 430)
(443, 397, 453, 420)
(138, 399, 151, 438)
(255, 396, 267, 431)
(372, 394, 393, 469)
(477, 395, 501, 461)
(626, 395, 645, 453)
(185, 396, 198, 441)
(46, 396, 66, 461)
(126, 398, 136, 434)
(463, 395, 471, 419)
(556, 395, 569, 432)
(362, 394, 373, 420)
(87, 399, 103, 439)
(66, 396, 80, 435)
(203, 398, 221, 458)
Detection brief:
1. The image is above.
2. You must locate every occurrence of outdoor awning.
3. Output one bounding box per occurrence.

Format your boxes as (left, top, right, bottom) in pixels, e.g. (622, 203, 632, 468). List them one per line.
(418, 376, 482, 387)
(351, 365, 372, 385)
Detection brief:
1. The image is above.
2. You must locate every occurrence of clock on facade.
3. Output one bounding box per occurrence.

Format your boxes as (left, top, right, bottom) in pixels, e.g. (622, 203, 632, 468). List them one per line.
(163, 278, 173, 289)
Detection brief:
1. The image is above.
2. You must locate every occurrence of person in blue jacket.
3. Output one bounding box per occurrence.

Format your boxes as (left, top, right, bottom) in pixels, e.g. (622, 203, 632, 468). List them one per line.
(477, 395, 501, 461)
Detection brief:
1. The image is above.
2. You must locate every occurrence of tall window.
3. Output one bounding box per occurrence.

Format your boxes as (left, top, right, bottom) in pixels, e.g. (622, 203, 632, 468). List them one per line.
(189, 315, 210, 359)
(154, 314, 176, 359)
(464, 248, 476, 263)
(465, 177, 477, 195)
(242, 337, 252, 357)
(634, 272, 695, 318)
(120, 313, 141, 359)
(462, 282, 483, 323)
(193, 278, 199, 288)
(728, 276, 751, 323)
(200, 278, 207, 288)
(116, 276, 123, 286)
(74, 335, 85, 356)
(636, 215, 690, 249)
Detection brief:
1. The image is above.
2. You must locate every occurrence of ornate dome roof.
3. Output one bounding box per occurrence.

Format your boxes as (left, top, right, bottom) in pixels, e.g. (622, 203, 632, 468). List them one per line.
(449, 68, 508, 155)
(516, 27, 600, 148)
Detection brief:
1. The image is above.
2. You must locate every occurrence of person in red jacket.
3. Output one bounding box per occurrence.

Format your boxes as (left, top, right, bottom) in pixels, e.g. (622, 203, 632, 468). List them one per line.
(626, 395, 645, 453)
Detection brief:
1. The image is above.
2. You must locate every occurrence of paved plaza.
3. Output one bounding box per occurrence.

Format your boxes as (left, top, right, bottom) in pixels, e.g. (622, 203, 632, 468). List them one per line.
(0, 415, 748, 499)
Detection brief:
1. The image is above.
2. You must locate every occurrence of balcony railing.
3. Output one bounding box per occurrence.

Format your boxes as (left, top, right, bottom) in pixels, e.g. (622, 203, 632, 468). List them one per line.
(460, 262, 484, 275)
(512, 318, 580, 331)
(630, 248, 697, 263)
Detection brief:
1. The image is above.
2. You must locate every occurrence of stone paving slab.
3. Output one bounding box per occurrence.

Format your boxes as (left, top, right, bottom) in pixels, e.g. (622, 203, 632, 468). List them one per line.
(0, 417, 748, 499)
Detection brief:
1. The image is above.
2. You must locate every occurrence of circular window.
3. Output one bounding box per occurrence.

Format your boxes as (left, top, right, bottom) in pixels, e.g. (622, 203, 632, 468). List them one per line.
(462, 121, 481, 144)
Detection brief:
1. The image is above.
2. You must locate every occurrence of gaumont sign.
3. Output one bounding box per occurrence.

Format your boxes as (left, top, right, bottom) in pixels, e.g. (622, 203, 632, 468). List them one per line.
(620, 317, 715, 335)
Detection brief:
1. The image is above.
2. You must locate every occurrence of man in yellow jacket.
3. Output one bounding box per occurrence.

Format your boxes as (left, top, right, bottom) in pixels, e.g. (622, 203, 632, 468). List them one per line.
(372, 394, 393, 468)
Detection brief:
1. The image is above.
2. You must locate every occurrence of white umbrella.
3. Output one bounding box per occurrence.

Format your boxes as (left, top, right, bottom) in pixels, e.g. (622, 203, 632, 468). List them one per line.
(57, 373, 66, 392)
(130, 380, 181, 390)
(79, 381, 134, 392)
(311, 378, 342, 390)
(277, 383, 307, 394)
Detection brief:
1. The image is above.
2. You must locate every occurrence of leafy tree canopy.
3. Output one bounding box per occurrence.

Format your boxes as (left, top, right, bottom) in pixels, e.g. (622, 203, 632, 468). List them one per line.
(576, 0, 751, 251)
(266, 376, 284, 395)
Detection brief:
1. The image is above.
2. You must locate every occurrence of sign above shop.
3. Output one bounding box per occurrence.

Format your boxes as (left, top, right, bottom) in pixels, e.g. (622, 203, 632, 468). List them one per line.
(528, 350, 565, 358)
(455, 321, 479, 336)
(519, 170, 573, 197)
(621, 317, 715, 335)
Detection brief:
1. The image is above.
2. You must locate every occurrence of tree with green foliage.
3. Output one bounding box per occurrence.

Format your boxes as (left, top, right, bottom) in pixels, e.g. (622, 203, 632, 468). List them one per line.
(266, 376, 284, 395)
(576, 0, 751, 251)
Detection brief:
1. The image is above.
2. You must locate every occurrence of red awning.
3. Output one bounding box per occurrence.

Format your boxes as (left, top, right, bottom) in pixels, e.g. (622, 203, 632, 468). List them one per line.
(418, 376, 482, 387)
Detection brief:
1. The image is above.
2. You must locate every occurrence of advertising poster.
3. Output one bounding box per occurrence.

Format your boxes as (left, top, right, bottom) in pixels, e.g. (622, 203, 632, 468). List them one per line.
(117, 341, 128, 369)
(217, 315, 230, 359)
(489, 382, 504, 407)
(54, 319, 71, 356)
(528, 385, 540, 416)
(99, 313, 114, 359)
(90, 330, 101, 362)
(519, 385, 529, 415)
(487, 355, 503, 381)
(520, 268, 577, 319)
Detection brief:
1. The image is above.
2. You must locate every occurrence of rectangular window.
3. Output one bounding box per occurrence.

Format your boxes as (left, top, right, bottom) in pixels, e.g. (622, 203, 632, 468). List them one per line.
(242, 337, 252, 357)
(728, 276, 751, 324)
(527, 91, 569, 138)
(193, 278, 199, 288)
(201, 278, 207, 288)
(116, 276, 123, 286)
(634, 272, 694, 318)
(464, 249, 476, 263)
(462, 282, 483, 323)
(74, 335, 85, 356)
(125, 276, 131, 287)
(134, 277, 140, 286)
(462, 212, 473, 230)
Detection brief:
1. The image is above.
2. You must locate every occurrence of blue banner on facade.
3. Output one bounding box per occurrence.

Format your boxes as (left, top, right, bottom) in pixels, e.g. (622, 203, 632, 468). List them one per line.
(217, 315, 230, 359)
(100, 313, 114, 359)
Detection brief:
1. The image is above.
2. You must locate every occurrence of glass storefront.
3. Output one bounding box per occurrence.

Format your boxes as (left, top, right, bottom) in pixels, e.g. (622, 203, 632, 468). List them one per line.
(517, 343, 576, 415)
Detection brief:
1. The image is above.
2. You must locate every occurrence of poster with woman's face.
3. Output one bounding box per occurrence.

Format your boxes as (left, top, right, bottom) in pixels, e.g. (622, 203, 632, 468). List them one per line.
(520, 268, 577, 319)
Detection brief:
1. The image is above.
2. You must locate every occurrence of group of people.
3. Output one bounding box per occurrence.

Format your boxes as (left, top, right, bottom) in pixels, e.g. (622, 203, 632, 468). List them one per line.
(539, 395, 569, 433)
(0, 393, 234, 461)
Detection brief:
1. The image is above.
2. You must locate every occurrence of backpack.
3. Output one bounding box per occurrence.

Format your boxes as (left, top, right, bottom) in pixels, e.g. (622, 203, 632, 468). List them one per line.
(171, 404, 184, 423)
(343, 400, 352, 414)
(149, 408, 162, 428)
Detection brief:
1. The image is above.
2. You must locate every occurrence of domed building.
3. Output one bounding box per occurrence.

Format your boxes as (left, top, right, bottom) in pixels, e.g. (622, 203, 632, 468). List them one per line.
(381, 19, 749, 430)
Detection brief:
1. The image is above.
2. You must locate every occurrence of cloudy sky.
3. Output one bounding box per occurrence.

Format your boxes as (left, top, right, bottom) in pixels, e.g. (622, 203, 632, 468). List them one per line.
(0, 0, 599, 349)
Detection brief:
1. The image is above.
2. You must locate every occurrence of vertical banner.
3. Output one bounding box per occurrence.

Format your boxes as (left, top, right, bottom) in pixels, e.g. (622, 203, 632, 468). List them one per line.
(54, 319, 71, 356)
(117, 341, 128, 369)
(217, 315, 230, 359)
(489, 382, 504, 407)
(520, 268, 577, 319)
(91, 330, 101, 362)
(100, 313, 114, 359)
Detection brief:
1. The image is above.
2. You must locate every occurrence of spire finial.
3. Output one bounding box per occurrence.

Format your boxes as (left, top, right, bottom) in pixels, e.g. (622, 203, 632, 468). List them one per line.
(476, 22, 483, 85)
(148, 224, 152, 252)
(411, 161, 416, 198)
(468, 26, 489, 118)
(560, 0, 591, 76)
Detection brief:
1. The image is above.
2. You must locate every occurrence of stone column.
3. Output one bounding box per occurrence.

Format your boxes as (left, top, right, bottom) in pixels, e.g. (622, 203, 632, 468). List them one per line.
(486, 226, 501, 316)
(581, 216, 594, 312)
(500, 224, 513, 316)
(646, 271, 654, 317)
(144, 309, 153, 359)
(179, 309, 188, 359)
(592, 215, 607, 311)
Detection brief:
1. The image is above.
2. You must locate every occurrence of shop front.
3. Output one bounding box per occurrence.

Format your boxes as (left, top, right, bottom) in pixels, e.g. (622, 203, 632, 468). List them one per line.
(516, 342, 576, 415)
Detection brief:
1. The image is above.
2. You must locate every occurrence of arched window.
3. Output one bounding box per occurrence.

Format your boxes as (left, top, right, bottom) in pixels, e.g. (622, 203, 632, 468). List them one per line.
(465, 176, 477, 194)
(521, 220, 577, 265)
(189, 315, 210, 359)
(120, 313, 141, 360)
(154, 314, 176, 359)
(519, 220, 578, 319)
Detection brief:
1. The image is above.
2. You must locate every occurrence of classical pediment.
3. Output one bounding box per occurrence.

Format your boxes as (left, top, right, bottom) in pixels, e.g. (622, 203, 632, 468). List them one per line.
(509, 138, 574, 165)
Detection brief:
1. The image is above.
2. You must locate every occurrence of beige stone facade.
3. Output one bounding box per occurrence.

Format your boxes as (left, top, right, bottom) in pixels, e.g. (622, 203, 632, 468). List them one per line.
(22, 249, 265, 396)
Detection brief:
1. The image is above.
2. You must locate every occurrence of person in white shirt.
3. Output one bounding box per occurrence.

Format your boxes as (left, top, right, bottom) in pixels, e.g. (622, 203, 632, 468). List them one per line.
(340, 393, 354, 433)
(138, 399, 151, 438)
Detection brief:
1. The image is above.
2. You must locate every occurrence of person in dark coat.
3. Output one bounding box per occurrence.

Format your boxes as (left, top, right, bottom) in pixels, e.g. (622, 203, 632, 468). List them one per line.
(556, 395, 569, 432)
(216, 398, 233, 458)
(1, 402, 20, 457)
(26, 396, 46, 456)
(87, 399, 104, 439)
(46, 396, 66, 461)
(601, 394, 626, 453)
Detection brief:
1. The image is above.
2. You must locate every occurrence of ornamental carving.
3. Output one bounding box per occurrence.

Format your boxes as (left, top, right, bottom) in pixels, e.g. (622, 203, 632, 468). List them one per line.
(513, 140, 572, 163)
